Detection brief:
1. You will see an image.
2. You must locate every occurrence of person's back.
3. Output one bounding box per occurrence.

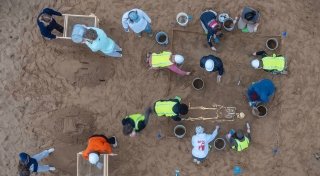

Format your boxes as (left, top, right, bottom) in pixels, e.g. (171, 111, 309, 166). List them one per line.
(150, 51, 173, 68)
(192, 133, 209, 159)
(192, 126, 219, 164)
(154, 96, 189, 121)
(247, 79, 275, 104)
(262, 54, 285, 71)
(82, 136, 112, 159)
(85, 27, 115, 54)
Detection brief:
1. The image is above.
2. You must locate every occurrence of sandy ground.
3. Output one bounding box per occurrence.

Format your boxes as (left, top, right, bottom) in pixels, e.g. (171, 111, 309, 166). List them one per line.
(0, 0, 320, 175)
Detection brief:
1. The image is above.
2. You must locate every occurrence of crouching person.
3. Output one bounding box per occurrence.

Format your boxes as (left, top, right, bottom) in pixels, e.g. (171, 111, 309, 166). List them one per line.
(192, 125, 220, 164)
(81, 134, 118, 169)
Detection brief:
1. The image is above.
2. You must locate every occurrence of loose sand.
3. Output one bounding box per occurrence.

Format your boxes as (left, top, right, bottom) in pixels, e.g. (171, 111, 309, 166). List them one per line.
(0, 0, 320, 176)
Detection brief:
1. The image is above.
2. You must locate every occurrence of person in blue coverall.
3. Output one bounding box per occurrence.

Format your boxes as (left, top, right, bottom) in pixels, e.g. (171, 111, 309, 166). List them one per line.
(247, 79, 276, 107)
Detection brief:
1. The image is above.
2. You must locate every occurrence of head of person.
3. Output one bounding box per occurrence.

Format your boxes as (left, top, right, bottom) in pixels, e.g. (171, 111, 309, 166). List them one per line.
(195, 126, 204, 134)
(236, 130, 245, 141)
(173, 55, 184, 65)
(251, 59, 261, 69)
(128, 10, 139, 23)
(39, 13, 52, 25)
(88, 152, 99, 165)
(205, 59, 214, 72)
(179, 103, 189, 115)
(84, 28, 98, 41)
(123, 123, 134, 136)
(19, 153, 30, 165)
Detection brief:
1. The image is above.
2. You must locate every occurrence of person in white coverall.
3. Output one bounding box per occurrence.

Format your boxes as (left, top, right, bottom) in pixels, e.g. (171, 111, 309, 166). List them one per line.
(192, 125, 220, 164)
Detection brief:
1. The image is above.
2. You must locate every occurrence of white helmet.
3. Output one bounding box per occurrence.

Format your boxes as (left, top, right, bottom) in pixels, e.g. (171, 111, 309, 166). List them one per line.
(174, 55, 184, 64)
(251, 59, 260, 69)
(195, 126, 204, 134)
(205, 59, 214, 72)
(89, 153, 99, 165)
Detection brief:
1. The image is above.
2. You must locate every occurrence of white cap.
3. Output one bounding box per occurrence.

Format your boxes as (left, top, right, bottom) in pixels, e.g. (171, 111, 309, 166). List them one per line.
(89, 153, 99, 165)
(195, 126, 204, 134)
(174, 55, 184, 64)
(205, 59, 214, 72)
(251, 59, 260, 69)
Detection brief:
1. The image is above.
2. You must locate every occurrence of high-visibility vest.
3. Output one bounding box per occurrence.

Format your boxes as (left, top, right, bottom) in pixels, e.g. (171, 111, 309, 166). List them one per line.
(127, 114, 145, 130)
(154, 101, 177, 117)
(232, 137, 250, 152)
(262, 54, 285, 71)
(151, 51, 173, 68)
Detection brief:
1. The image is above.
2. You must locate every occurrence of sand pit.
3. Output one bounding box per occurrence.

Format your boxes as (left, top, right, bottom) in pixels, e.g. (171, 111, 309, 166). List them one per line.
(1, 0, 320, 176)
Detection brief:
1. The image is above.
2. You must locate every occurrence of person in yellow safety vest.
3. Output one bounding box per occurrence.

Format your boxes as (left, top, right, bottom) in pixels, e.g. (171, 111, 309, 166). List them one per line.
(146, 51, 191, 76)
(226, 123, 251, 152)
(154, 96, 189, 121)
(251, 50, 286, 73)
(122, 107, 152, 137)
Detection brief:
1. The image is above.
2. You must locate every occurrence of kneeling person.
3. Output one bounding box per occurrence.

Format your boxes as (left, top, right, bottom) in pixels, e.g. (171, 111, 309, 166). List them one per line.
(226, 123, 251, 152)
(146, 51, 191, 76)
(154, 96, 189, 121)
(82, 135, 118, 169)
(122, 108, 152, 137)
(192, 125, 220, 164)
(251, 50, 286, 73)
(200, 55, 224, 82)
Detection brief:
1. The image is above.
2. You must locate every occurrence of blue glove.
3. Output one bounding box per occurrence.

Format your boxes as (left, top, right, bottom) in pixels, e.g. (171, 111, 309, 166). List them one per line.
(214, 37, 220, 43)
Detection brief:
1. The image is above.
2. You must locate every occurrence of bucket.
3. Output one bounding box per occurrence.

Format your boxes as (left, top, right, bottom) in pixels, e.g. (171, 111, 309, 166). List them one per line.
(192, 78, 204, 90)
(176, 12, 190, 26)
(252, 105, 267, 117)
(214, 138, 226, 150)
(174, 125, 186, 139)
(223, 18, 235, 32)
(155, 32, 169, 45)
(266, 38, 278, 50)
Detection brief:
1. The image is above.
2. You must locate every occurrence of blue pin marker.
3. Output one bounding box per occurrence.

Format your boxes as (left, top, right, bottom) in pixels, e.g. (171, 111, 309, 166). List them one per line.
(187, 15, 193, 20)
(233, 166, 243, 175)
(282, 31, 287, 38)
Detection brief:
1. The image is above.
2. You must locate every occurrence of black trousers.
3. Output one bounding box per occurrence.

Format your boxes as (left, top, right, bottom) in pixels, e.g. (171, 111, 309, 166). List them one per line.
(50, 19, 64, 33)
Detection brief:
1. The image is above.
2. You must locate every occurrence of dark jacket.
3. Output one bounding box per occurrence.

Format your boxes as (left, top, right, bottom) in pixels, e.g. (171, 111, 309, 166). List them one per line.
(200, 55, 224, 75)
(200, 11, 218, 47)
(20, 153, 38, 172)
(37, 8, 62, 39)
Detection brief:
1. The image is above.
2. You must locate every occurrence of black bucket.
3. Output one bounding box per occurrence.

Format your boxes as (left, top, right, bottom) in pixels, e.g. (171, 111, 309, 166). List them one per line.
(155, 32, 169, 45)
(214, 138, 226, 150)
(252, 105, 267, 117)
(266, 38, 278, 50)
(192, 78, 204, 90)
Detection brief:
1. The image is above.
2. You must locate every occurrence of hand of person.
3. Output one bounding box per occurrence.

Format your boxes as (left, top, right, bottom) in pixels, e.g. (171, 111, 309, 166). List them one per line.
(124, 28, 130, 32)
(129, 131, 136, 137)
(254, 23, 260, 32)
(186, 72, 191, 75)
(211, 46, 217, 51)
(252, 52, 257, 56)
(226, 133, 231, 139)
(215, 125, 220, 130)
(217, 75, 222, 83)
(247, 128, 251, 133)
(96, 162, 103, 170)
